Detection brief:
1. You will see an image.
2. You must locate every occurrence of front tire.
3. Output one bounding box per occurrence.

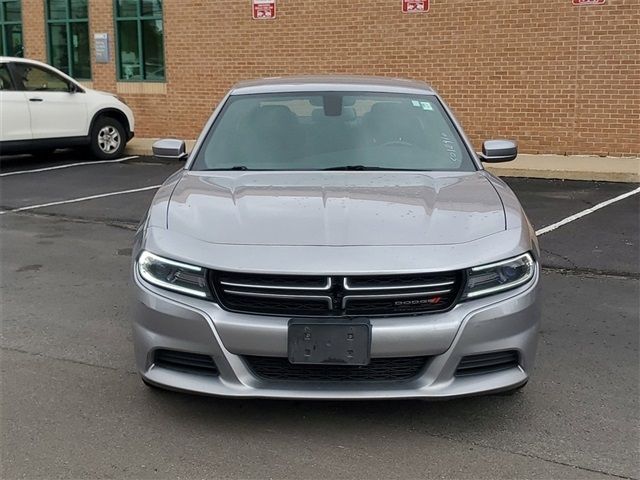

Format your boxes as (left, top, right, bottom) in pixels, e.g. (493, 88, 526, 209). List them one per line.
(89, 116, 126, 160)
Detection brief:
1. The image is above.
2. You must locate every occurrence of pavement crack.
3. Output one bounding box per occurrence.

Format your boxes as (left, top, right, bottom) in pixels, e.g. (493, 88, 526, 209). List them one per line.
(542, 265, 639, 280)
(4, 210, 138, 231)
(409, 428, 636, 479)
(1, 345, 137, 375)
(541, 247, 579, 269)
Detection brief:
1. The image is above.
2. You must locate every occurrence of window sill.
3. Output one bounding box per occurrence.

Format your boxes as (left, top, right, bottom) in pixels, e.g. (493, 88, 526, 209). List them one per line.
(116, 82, 167, 95)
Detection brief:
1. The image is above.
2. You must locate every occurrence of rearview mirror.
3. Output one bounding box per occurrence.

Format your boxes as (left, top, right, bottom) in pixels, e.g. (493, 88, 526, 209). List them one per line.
(478, 140, 518, 163)
(152, 139, 188, 160)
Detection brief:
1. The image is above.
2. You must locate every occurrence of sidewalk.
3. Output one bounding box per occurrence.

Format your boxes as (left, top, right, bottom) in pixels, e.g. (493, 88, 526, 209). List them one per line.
(126, 138, 640, 183)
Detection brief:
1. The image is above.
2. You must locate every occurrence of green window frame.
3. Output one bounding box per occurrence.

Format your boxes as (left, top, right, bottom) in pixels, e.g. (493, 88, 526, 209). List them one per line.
(114, 0, 165, 82)
(45, 0, 92, 79)
(0, 0, 23, 57)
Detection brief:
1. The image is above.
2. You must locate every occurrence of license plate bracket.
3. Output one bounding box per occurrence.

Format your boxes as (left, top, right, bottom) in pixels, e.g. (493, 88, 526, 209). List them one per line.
(288, 319, 371, 366)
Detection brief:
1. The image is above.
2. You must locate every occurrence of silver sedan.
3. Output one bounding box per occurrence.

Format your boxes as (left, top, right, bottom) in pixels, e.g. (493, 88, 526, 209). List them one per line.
(132, 76, 540, 399)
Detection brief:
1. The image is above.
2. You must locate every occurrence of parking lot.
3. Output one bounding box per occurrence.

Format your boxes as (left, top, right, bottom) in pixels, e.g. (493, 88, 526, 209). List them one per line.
(1, 152, 638, 479)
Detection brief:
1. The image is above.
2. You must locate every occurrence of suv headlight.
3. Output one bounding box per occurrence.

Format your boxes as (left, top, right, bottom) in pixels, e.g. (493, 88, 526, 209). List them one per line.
(462, 252, 536, 300)
(137, 251, 210, 298)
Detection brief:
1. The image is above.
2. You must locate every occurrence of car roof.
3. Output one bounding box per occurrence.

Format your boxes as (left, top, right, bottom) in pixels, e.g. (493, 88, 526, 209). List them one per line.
(230, 75, 436, 95)
(0, 56, 47, 67)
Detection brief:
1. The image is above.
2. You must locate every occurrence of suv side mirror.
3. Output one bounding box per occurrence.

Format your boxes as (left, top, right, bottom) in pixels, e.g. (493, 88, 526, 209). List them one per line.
(478, 140, 518, 163)
(152, 139, 188, 160)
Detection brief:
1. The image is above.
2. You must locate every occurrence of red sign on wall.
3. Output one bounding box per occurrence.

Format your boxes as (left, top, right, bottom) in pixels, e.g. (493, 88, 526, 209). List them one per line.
(572, 0, 605, 5)
(253, 0, 276, 19)
(402, 0, 430, 13)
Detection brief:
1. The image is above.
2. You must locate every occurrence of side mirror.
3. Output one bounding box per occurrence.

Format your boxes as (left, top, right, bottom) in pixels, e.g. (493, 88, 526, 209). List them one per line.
(478, 140, 518, 163)
(68, 82, 78, 93)
(152, 139, 188, 160)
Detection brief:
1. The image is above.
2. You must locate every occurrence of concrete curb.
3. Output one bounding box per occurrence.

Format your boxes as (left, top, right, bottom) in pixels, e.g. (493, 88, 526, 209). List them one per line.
(485, 154, 640, 183)
(125, 139, 640, 183)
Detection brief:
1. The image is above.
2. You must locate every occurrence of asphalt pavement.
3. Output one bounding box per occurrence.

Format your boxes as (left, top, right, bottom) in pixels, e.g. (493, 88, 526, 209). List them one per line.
(1, 151, 638, 479)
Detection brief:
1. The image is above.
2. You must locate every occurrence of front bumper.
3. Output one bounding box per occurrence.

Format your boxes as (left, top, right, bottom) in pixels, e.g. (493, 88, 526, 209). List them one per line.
(132, 266, 540, 399)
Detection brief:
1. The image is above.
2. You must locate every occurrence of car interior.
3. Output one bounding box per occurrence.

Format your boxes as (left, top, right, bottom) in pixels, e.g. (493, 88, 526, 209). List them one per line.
(197, 94, 472, 171)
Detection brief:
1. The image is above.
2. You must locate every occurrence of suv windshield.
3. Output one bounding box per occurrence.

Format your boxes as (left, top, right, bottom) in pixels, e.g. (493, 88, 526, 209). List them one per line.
(191, 92, 475, 172)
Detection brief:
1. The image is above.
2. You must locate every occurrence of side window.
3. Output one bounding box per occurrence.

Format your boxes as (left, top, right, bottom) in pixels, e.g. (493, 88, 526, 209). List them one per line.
(0, 64, 14, 90)
(12, 63, 70, 92)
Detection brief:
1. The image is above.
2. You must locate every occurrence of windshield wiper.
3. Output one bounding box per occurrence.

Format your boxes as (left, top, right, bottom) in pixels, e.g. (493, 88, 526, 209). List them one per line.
(323, 165, 375, 171)
(203, 166, 249, 171)
(322, 165, 413, 171)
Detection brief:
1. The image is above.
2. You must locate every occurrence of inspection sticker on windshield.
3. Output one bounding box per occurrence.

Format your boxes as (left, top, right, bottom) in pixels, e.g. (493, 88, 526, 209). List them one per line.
(411, 100, 433, 111)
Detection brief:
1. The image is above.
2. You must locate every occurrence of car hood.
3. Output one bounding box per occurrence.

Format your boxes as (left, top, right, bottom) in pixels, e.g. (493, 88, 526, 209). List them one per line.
(166, 171, 505, 246)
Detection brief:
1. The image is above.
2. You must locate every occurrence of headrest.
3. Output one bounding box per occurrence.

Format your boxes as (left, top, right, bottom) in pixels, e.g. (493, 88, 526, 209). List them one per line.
(253, 105, 297, 123)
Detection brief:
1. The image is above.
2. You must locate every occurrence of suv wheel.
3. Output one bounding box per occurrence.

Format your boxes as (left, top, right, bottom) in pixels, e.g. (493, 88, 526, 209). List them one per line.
(90, 116, 126, 160)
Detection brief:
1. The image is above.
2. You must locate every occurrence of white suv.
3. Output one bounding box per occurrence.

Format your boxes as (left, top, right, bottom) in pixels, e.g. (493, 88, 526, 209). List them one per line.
(0, 57, 135, 159)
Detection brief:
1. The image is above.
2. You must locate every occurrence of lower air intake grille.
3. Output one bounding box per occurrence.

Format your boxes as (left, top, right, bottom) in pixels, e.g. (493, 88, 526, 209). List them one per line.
(455, 351, 519, 377)
(244, 356, 429, 382)
(153, 349, 219, 376)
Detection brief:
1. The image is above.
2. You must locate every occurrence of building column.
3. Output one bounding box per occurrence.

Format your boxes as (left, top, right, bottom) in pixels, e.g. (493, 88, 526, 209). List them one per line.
(21, 0, 46, 61)
(88, 1, 117, 93)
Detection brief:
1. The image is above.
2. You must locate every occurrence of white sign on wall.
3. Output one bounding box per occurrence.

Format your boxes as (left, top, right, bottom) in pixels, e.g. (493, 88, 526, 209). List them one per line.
(94, 33, 110, 63)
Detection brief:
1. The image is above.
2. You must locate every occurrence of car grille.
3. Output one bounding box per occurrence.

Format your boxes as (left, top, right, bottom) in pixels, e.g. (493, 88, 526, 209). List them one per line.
(153, 349, 219, 376)
(244, 356, 429, 382)
(455, 351, 519, 377)
(209, 271, 462, 317)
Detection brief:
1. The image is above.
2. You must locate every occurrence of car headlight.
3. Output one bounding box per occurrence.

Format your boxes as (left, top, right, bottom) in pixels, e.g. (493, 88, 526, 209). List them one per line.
(462, 252, 536, 300)
(137, 251, 210, 298)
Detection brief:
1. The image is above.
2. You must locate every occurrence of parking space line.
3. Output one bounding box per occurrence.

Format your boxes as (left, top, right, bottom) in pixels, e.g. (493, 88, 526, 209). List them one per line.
(0, 185, 161, 215)
(536, 186, 640, 236)
(0, 156, 140, 177)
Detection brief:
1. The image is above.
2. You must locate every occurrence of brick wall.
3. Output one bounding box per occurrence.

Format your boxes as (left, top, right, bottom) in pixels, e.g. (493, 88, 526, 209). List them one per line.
(21, 0, 640, 156)
(21, 0, 46, 61)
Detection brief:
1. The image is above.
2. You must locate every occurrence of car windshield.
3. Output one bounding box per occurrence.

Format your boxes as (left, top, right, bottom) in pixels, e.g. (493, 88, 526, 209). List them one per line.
(191, 92, 475, 172)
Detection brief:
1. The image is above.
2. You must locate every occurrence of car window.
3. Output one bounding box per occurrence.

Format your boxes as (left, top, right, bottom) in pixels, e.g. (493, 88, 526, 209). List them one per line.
(0, 64, 14, 90)
(192, 92, 475, 172)
(12, 63, 70, 92)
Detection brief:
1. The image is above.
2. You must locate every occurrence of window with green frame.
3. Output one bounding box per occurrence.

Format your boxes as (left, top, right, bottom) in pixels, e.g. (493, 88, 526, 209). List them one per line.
(46, 0, 91, 79)
(115, 0, 165, 81)
(0, 0, 23, 57)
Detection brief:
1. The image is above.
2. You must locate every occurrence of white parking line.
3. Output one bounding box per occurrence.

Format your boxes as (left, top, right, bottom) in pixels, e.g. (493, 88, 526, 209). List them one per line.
(0, 185, 161, 215)
(0, 156, 140, 177)
(535, 186, 640, 236)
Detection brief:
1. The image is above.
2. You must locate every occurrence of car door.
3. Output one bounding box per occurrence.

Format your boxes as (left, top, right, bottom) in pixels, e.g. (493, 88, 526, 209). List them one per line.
(0, 62, 31, 142)
(11, 62, 88, 140)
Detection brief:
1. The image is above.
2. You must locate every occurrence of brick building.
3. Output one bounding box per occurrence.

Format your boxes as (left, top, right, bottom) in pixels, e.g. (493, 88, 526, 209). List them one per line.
(5, 0, 640, 156)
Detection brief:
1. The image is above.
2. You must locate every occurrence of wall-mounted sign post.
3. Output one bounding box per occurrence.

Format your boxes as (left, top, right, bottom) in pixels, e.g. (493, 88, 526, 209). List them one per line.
(253, 0, 276, 19)
(402, 0, 429, 13)
(572, 0, 606, 5)
(94, 33, 110, 63)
